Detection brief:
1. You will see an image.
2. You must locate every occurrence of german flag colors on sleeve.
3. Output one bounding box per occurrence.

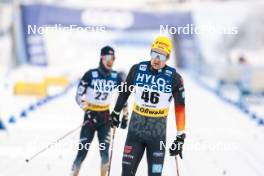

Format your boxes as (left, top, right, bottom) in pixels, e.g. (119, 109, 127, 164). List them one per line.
(175, 105, 185, 133)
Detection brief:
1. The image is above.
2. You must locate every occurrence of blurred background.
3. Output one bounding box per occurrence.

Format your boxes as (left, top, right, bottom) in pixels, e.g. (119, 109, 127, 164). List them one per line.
(0, 0, 264, 176)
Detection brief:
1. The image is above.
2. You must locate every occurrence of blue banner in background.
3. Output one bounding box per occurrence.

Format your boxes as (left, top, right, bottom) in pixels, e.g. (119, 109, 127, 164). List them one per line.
(20, 4, 198, 66)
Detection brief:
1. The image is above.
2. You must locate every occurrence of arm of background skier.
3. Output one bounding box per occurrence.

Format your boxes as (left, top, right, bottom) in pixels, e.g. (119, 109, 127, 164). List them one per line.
(172, 72, 186, 135)
(113, 64, 138, 113)
(75, 71, 91, 111)
(117, 71, 128, 110)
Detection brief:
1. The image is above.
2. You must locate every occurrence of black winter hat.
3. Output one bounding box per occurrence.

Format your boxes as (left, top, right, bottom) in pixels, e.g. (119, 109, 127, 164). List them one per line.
(100, 46, 115, 56)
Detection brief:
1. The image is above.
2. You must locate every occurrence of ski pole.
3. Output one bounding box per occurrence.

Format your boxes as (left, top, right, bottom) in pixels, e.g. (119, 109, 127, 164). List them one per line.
(107, 127, 116, 176)
(175, 156, 180, 176)
(25, 120, 89, 163)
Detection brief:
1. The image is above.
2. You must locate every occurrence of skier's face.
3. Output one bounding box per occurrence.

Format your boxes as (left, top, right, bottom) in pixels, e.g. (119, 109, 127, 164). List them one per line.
(101, 55, 115, 70)
(150, 49, 169, 70)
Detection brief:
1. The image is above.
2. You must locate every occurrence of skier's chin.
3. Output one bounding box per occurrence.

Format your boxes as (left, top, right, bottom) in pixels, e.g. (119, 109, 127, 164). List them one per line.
(152, 64, 160, 70)
(106, 65, 113, 70)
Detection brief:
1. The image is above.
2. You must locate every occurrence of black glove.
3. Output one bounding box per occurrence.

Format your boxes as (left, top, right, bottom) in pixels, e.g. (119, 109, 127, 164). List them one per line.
(110, 111, 120, 128)
(86, 110, 97, 123)
(120, 107, 129, 129)
(169, 133, 186, 159)
(121, 118, 128, 129)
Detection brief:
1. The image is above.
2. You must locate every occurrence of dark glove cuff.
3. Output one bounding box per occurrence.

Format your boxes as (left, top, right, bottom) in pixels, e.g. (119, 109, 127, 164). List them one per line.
(176, 133, 186, 141)
(113, 110, 120, 115)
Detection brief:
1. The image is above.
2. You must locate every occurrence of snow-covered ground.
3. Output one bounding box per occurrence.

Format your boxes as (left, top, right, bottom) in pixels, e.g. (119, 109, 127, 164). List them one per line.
(1, 35, 264, 176)
(1, 71, 264, 176)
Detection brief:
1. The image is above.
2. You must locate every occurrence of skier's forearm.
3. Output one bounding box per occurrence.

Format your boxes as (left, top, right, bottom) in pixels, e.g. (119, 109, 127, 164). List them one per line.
(114, 64, 137, 113)
(114, 92, 131, 113)
(75, 93, 85, 109)
(172, 72, 186, 135)
(75, 85, 88, 110)
(75, 72, 90, 110)
(175, 104, 185, 134)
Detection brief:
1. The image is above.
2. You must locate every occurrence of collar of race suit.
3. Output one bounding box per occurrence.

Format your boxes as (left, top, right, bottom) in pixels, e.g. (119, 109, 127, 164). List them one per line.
(148, 61, 168, 74)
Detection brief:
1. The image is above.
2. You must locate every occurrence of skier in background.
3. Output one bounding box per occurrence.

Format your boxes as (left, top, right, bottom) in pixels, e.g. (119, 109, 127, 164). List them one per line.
(110, 36, 186, 176)
(71, 46, 128, 176)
